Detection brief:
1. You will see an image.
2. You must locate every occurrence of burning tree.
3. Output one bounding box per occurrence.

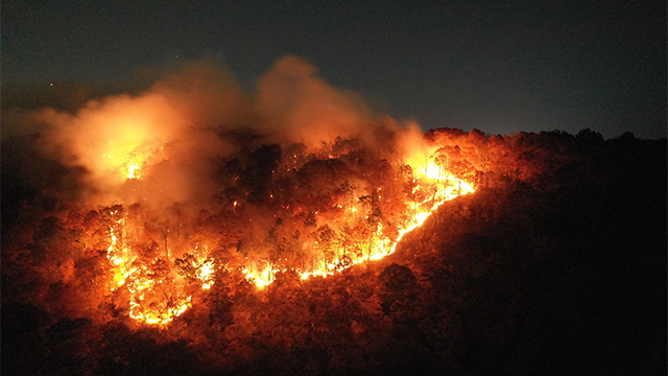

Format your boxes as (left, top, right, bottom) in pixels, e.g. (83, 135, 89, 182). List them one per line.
(54, 128, 477, 325)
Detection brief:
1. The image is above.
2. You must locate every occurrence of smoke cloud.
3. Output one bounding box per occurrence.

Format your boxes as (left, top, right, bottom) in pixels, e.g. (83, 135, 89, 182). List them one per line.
(2, 56, 416, 213)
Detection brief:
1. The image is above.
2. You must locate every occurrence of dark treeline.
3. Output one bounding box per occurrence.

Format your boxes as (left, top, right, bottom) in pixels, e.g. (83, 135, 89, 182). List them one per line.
(2, 128, 666, 376)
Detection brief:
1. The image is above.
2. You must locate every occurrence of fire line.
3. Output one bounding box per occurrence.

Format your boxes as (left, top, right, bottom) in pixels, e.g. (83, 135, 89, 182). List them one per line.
(104, 148, 475, 325)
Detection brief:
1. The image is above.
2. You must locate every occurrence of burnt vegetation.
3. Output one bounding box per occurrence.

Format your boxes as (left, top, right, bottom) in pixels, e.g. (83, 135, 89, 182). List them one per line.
(2, 128, 666, 376)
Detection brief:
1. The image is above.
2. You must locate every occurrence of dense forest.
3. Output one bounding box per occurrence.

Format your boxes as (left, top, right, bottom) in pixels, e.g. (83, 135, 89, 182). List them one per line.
(2, 127, 666, 376)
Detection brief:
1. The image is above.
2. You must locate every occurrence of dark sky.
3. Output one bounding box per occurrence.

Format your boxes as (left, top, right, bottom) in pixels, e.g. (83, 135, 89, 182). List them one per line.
(2, 0, 666, 138)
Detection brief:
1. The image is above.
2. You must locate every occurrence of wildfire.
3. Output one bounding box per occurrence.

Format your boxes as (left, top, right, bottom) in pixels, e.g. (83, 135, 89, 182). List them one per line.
(106, 218, 185, 325)
(241, 163, 474, 289)
(103, 144, 474, 325)
(103, 139, 163, 181)
(121, 149, 151, 180)
(191, 247, 216, 290)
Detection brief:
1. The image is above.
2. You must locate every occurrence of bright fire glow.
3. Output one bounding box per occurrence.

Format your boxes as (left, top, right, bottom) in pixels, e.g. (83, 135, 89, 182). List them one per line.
(106, 211, 195, 325)
(127, 164, 140, 179)
(241, 160, 474, 289)
(103, 140, 163, 181)
(104, 145, 474, 325)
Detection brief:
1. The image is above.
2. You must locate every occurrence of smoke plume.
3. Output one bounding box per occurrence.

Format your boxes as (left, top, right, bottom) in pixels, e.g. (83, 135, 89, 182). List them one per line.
(2, 56, 411, 212)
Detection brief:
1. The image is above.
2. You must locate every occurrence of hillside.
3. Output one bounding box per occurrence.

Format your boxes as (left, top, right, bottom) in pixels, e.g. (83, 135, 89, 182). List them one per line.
(2, 129, 666, 376)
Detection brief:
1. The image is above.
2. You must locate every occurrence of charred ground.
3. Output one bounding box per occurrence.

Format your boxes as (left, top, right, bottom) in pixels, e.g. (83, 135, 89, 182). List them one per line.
(2, 129, 666, 376)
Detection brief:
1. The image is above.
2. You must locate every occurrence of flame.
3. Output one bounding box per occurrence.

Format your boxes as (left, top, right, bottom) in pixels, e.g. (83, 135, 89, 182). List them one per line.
(105, 211, 202, 325)
(242, 266, 275, 289)
(192, 248, 215, 290)
(103, 144, 475, 324)
(104, 140, 163, 181)
(240, 154, 475, 289)
(127, 164, 139, 179)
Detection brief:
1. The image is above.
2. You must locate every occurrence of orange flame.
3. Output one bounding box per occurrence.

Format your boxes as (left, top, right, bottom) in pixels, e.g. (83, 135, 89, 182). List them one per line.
(104, 146, 475, 324)
(106, 211, 196, 325)
(241, 160, 474, 289)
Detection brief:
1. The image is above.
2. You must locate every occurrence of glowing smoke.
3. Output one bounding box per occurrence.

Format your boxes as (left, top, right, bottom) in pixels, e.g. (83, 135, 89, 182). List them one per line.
(2, 56, 413, 212)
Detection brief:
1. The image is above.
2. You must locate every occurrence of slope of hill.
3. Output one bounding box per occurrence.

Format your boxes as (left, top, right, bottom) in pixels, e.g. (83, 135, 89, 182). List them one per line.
(2, 129, 665, 376)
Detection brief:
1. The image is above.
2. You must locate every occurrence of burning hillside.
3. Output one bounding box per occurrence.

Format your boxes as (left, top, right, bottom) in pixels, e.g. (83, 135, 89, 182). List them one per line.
(2, 57, 665, 375)
(99, 141, 474, 324)
(1, 57, 482, 325)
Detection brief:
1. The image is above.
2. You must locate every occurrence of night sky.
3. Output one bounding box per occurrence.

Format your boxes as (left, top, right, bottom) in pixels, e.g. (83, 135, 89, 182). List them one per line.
(2, 0, 666, 139)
